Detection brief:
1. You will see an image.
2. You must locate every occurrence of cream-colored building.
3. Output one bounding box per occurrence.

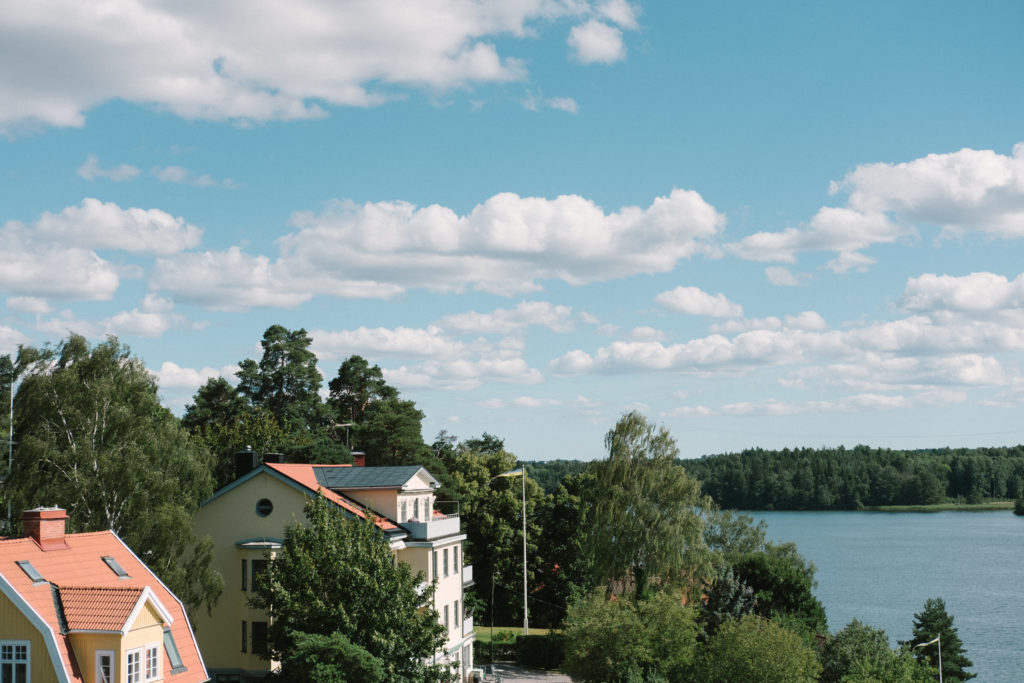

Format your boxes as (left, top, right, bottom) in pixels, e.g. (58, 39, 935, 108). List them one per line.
(192, 460, 475, 682)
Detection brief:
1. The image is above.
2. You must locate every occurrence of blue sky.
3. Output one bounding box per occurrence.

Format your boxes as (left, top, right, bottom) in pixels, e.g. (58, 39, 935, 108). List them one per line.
(3, 0, 1024, 460)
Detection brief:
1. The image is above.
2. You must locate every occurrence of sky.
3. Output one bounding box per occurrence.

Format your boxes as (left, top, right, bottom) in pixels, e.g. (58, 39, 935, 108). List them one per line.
(2, 0, 1024, 461)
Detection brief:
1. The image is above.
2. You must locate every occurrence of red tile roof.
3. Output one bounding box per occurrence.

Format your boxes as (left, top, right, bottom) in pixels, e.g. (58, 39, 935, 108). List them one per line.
(59, 586, 146, 632)
(264, 463, 401, 531)
(0, 530, 207, 683)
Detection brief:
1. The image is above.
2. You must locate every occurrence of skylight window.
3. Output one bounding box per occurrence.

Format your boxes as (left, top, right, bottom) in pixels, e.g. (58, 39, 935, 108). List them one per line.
(102, 555, 129, 578)
(163, 627, 186, 673)
(15, 560, 45, 584)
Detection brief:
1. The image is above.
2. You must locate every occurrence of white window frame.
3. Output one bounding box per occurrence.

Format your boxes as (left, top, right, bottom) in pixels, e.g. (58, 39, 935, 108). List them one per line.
(95, 650, 114, 683)
(443, 548, 449, 577)
(444, 604, 449, 630)
(126, 648, 142, 683)
(454, 599, 460, 626)
(413, 497, 419, 519)
(0, 640, 30, 683)
(144, 642, 161, 682)
(400, 499, 407, 522)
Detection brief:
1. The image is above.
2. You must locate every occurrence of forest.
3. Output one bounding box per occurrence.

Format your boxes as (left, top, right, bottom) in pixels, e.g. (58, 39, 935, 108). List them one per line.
(683, 445, 1024, 510)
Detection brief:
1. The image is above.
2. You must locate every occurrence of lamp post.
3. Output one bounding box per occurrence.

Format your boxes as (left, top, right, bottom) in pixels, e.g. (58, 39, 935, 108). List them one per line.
(915, 634, 942, 683)
(492, 467, 528, 635)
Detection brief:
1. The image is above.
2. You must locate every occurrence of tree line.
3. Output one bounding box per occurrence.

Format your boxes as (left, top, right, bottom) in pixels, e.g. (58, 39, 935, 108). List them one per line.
(684, 444, 1024, 510)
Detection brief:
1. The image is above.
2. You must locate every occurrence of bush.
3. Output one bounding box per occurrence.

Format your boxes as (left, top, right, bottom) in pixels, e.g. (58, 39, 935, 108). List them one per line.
(1014, 497, 1024, 516)
(516, 634, 565, 669)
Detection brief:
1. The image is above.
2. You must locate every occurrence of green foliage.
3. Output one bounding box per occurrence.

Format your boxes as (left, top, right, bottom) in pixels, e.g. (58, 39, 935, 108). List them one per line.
(703, 509, 768, 563)
(250, 495, 452, 682)
(699, 564, 755, 638)
(587, 411, 712, 600)
(562, 590, 699, 682)
(515, 633, 565, 670)
(270, 630, 386, 682)
(692, 614, 822, 683)
(731, 543, 827, 635)
(1014, 496, 1024, 515)
(8, 335, 222, 617)
(906, 597, 976, 682)
(525, 459, 591, 494)
(821, 620, 932, 683)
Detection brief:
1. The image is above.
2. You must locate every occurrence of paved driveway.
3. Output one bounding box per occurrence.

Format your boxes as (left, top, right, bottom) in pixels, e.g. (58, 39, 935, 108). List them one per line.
(486, 663, 574, 682)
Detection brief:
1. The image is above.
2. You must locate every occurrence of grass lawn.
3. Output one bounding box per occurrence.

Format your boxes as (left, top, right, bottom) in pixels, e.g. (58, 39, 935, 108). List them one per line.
(473, 625, 554, 643)
(868, 500, 1014, 512)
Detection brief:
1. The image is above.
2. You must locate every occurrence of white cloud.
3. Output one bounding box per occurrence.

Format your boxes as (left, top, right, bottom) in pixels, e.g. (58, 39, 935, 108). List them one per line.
(438, 301, 574, 334)
(728, 143, 1024, 268)
(154, 361, 225, 390)
(6, 296, 52, 314)
(765, 266, 801, 286)
(310, 325, 468, 361)
(568, 19, 625, 64)
(598, 0, 639, 29)
(900, 272, 1024, 314)
(77, 154, 140, 182)
(655, 286, 743, 317)
(0, 0, 604, 132)
(153, 189, 724, 308)
(34, 295, 198, 339)
(547, 97, 579, 114)
(629, 326, 666, 342)
(34, 198, 202, 254)
(385, 358, 544, 391)
(0, 325, 31, 354)
(153, 165, 238, 188)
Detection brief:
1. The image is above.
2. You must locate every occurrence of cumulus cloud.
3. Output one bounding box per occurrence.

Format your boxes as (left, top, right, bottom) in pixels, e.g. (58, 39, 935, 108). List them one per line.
(0, 0, 610, 132)
(6, 296, 52, 314)
(728, 143, 1024, 268)
(34, 295, 198, 339)
(521, 91, 579, 114)
(438, 301, 574, 334)
(900, 272, 1024, 315)
(34, 198, 202, 254)
(153, 165, 238, 188)
(310, 325, 470, 361)
(153, 189, 724, 308)
(77, 154, 140, 182)
(765, 266, 801, 286)
(655, 286, 743, 317)
(568, 19, 626, 64)
(0, 325, 31, 354)
(154, 361, 227, 390)
(385, 358, 544, 391)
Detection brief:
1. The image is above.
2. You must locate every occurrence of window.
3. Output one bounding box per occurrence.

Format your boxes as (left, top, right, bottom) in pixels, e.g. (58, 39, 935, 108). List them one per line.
(454, 599, 460, 626)
(145, 644, 160, 681)
(96, 650, 114, 683)
(252, 622, 268, 657)
(454, 546, 459, 572)
(251, 559, 268, 591)
(102, 555, 129, 578)
(164, 627, 185, 674)
(255, 498, 273, 517)
(126, 649, 141, 683)
(1, 641, 29, 683)
(444, 605, 449, 630)
(443, 548, 449, 577)
(432, 550, 438, 580)
(400, 499, 407, 522)
(413, 497, 419, 519)
(241, 558, 247, 591)
(15, 561, 43, 584)
(241, 620, 247, 653)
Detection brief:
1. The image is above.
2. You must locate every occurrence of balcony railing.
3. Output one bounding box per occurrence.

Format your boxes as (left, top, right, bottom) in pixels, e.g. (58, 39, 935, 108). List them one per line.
(401, 500, 460, 540)
(463, 615, 474, 637)
(462, 564, 473, 586)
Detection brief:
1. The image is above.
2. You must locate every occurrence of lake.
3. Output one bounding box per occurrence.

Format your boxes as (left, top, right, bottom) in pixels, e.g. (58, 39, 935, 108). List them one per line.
(750, 511, 1024, 682)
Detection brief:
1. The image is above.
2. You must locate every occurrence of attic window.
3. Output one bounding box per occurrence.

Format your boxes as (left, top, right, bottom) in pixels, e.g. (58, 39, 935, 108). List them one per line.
(15, 560, 45, 584)
(102, 555, 130, 578)
(163, 627, 186, 674)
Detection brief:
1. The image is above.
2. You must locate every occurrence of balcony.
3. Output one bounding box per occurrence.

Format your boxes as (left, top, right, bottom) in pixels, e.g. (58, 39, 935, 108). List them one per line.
(402, 500, 460, 540)
(463, 615, 474, 638)
(462, 564, 473, 586)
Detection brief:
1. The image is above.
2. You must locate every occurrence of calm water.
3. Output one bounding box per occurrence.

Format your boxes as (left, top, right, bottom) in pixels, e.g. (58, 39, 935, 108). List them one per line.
(750, 511, 1024, 682)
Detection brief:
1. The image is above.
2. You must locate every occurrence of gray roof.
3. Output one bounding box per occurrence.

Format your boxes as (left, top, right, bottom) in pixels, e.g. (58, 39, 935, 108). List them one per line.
(313, 465, 437, 490)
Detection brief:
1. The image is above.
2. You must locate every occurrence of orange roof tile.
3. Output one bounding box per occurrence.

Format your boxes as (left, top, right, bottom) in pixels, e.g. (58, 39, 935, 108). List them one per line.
(264, 463, 401, 531)
(0, 530, 207, 683)
(59, 586, 146, 631)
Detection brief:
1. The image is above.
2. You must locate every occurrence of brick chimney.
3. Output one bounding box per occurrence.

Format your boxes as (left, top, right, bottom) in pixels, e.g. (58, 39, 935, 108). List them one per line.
(22, 508, 70, 551)
(352, 451, 366, 467)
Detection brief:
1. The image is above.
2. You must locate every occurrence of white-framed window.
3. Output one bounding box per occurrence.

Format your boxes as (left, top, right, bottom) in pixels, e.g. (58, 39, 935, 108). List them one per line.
(400, 499, 407, 522)
(454, 546, 459, 572)
(444, 604, 449, 630)
(1, 640, 29, 683)
(145, 643, 160, 681)
(413, 497, 420, 519)
(96, 650, 114, 683)
(443, 548, 449, 577)
(454, 599, 460, 626)
(432, 550, 438, 579)
(126, 648, 142, 683)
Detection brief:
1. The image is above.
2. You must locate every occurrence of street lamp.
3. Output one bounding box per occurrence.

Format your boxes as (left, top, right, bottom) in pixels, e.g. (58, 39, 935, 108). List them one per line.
(492, 467, 528, 636)
(915, 634, 942, 683)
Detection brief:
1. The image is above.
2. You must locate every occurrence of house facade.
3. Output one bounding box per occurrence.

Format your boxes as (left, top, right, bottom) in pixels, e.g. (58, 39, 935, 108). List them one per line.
(192, 459, 475, 682)
(0, 507, 208, 683)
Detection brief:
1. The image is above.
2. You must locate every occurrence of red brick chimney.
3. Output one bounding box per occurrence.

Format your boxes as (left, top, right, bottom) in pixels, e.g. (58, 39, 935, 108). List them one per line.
(352, 451, 366, 467)
(22, 508, 70, 551)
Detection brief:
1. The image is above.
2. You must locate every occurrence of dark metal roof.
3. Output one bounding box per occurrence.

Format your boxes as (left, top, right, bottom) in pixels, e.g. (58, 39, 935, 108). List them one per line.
(313, 465, 435, 489)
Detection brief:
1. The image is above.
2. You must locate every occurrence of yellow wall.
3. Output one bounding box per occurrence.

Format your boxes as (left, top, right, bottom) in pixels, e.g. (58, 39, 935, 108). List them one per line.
(68, 632, 120, 683)
(0, 595, 60, 683)
(192, 472, 309, 674)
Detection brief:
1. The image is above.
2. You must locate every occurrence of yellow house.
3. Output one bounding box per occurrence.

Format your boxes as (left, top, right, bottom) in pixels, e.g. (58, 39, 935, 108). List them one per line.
(192, 460, 475, 682)
(0, 507, 208, 683)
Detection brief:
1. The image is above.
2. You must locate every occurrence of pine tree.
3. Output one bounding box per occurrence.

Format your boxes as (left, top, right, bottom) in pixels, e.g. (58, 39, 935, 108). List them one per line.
(906, 597, 976, 682)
